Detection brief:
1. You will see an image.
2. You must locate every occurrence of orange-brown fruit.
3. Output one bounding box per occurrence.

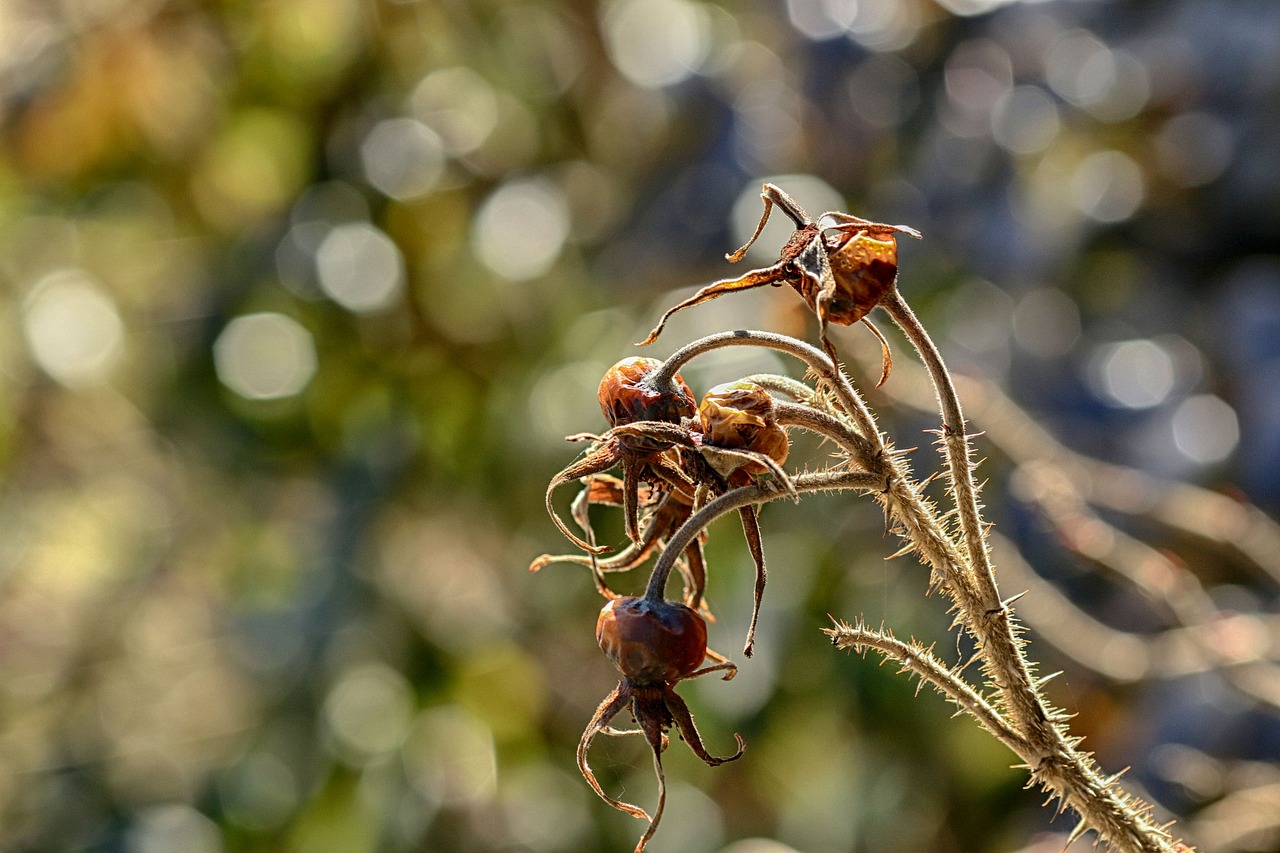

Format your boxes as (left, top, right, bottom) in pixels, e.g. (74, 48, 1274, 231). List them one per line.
(596, 596, 707, 685)
(813, 229, 900, 326)
(598, 357, 696, 430)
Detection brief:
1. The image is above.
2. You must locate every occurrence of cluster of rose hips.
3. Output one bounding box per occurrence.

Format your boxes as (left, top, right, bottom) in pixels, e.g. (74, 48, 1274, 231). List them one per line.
(536, 184, 918, 851)
(535, 355, 789, 850)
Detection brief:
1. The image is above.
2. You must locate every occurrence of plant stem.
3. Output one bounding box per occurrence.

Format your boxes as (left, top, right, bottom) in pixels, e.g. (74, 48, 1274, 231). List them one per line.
(825, 620, 1031, 755)
(651, 330, 880, 448)
(879, 289, 1183, 852)
(643, 470, 882, 601)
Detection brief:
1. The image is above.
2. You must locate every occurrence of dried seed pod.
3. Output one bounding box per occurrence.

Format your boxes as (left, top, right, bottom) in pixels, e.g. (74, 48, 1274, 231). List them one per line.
(638, 184, 919, 386)
(698, 381, 789, 475)
(809, 228, 901, 327)
(596, 596, 707, 685)
(598, 357, 696, 430)
(580, 595, 743, 853)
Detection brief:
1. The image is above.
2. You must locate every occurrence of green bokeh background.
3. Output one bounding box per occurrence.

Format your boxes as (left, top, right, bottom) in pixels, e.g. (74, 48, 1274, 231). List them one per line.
(1, 1, 1276, 852)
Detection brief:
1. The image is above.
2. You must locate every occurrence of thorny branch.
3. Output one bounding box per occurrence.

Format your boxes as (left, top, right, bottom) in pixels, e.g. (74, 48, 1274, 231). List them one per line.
(841, 329, 1280, 704)
(647, 329, 1187, 852)
(536, 185, 1244, 853)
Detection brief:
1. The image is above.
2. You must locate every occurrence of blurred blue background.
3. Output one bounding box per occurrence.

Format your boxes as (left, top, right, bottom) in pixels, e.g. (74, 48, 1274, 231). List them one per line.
(0, 0, 1277, 851)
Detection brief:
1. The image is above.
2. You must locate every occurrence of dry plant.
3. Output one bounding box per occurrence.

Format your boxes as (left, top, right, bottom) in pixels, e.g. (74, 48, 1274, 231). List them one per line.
(533, 183, 1206, 853)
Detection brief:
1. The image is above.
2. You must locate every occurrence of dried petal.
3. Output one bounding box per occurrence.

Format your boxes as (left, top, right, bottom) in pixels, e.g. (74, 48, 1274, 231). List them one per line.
(698, 381, 790, 476)
(698, 381, 773, 448)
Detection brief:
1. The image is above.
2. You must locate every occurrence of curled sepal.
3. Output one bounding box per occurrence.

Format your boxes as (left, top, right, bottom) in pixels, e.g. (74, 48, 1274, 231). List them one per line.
(737, 505, 767, 658)
(665, 686, 747, 767)
(577, 685, 648, 821)
(818, 210, 921, 241)
(545, 442, 623, 554)
(530, 475, 639, 572)
(698, 445, 796, 499)
(635, 741, 667, 853)
(637, 263, 790, 348)
(862, 316, 893, 388)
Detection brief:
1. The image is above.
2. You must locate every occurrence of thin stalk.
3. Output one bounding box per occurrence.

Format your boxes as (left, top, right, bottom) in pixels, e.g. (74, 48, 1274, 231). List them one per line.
(649, 330, 880, 449)
(879, 289, 1182, 852)
(880, 289, 1045, 730)
(643, 470, 883, 601)
(825, 620, 1031, 756)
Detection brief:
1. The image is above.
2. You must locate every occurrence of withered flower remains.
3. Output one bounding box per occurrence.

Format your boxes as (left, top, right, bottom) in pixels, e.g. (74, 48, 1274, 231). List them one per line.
(639, 183, 921, 383)
(580, 595, 744, 853)
(544, 357, 697, 554)
(534, 189, 931, 853)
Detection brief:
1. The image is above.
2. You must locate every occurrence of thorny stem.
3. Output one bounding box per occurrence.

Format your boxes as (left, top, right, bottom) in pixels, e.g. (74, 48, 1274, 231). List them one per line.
(652, 333, 967, 600)
(878, 289, 1183, 852)
(641, 389, 1185, 849)
(880, 289, 1046, 727)
(649, 329, 1184, 849)
(643, 470, 883, 602)
(854, 331, 1280, 706)
(825, 620, 1031, 756)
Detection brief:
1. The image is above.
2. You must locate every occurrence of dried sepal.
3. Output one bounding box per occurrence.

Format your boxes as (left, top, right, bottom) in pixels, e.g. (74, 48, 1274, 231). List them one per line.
(545, 442, 623, 555)
(636, 263, 792, 348)
(579, 597, 746, 852)
(533, 485, 713, 614)
(666, 686, 747, 766)
(576, 684, 648, 820)
(861, 316, 893, 388)
(546, 358, 700, 554)
(639, 183, 920, 382)
(737, 503, 767, 658)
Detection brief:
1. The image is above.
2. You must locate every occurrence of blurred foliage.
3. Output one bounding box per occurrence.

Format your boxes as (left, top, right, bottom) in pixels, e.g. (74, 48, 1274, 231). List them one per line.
(0, 0, 1277, 851)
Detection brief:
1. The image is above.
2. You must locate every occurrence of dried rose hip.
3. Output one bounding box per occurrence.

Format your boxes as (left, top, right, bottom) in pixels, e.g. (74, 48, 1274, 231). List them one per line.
(598, 356, 696, 431)
(579, 594, 743, 852)
(596, 595, 708, 684)
(638, 184, 920, 385)
(698, 380, 789, 475)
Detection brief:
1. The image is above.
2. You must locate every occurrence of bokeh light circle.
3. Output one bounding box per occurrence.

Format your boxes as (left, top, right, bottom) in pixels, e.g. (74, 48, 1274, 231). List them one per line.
(316, 222, 406, 313)
(213, 313, 318, 401)
(22, 269, 126, 388)
(601, 0, 711, 89)
(472, 177, 571, 281)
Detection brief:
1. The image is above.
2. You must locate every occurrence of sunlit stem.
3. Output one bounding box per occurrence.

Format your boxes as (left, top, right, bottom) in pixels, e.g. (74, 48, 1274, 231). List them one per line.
(762, 183, 813, 228)
(879, 288, 1054, 745)
(643, 470, 883, 602)
(648, 330, 880, 450)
